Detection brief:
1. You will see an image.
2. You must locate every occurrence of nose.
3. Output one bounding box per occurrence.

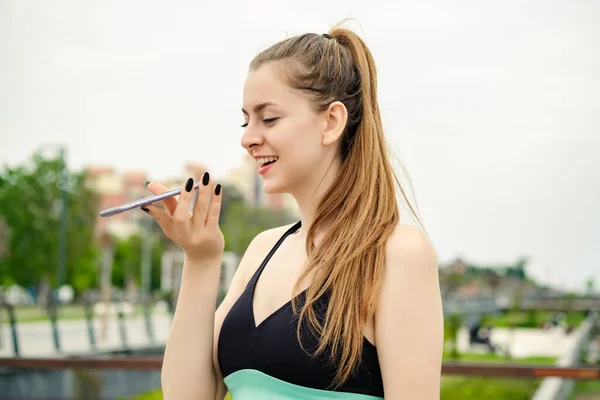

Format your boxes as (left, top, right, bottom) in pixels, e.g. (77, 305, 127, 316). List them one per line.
(240, 123, 265, 151)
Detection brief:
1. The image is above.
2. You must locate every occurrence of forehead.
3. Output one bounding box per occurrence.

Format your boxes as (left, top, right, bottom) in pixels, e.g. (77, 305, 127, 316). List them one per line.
(242, 64, 304, 111)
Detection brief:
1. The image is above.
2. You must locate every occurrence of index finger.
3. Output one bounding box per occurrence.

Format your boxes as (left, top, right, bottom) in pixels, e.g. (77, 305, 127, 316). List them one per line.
(146, 181, 178, 215)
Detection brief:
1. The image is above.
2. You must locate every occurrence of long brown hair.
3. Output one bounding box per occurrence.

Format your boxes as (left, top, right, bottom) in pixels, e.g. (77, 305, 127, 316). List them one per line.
(250, 22, 424, 388)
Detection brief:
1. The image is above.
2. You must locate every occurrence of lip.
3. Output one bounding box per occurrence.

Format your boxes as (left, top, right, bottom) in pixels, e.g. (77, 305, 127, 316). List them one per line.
(258, 160, 277, 175)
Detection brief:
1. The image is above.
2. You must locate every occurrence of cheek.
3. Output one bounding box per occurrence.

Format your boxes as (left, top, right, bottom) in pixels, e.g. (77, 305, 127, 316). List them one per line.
(281, 120, 323, 166)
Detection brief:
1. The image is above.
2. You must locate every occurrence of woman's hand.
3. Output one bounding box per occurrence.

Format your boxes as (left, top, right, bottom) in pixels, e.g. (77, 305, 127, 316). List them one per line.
(142, 172, 224, 262)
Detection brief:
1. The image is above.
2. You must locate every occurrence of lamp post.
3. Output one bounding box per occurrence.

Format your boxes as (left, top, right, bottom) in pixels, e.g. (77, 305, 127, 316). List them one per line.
(37, 144, 68, 292)
(56, 147, 68, 290)
(37, 144, 68, 353)
(99, 232, 114, 342)
(140, 216, 155, 342)
(0, 218, 7, 350)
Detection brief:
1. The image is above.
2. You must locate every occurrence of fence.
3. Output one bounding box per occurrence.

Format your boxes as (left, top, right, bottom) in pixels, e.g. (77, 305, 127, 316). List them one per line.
(2, 348, 598, 398)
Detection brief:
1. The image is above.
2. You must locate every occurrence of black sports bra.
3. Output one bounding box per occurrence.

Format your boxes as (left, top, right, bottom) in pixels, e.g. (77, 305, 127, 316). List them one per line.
(218, 221, 385, 399)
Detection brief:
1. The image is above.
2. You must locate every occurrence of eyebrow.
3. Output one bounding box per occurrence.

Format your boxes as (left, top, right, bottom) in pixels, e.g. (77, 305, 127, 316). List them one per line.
(241, 101, 278, 115)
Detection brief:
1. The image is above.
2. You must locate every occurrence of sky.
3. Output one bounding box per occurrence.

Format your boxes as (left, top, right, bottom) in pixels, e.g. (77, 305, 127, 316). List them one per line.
(1, 0, 599, 291)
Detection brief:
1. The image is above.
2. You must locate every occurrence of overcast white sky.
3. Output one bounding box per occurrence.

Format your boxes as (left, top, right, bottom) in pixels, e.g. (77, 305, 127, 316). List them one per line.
(1, 0, 599, 291)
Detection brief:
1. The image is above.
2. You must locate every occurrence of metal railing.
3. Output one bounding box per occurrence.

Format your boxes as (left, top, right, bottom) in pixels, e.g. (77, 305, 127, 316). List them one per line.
(1, 356, 599, 380)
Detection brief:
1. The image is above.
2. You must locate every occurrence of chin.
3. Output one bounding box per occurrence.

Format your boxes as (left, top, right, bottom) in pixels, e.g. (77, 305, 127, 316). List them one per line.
(261, 178, 289, 195)
(262, 182, 285, 195)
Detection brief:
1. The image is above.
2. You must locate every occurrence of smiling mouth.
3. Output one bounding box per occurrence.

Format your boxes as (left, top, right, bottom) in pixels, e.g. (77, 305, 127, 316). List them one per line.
(257, 156, 279, 167)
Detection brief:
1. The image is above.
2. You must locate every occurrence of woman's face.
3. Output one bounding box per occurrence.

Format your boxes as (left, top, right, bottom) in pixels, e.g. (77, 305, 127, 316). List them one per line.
(240, 63, 330, 195)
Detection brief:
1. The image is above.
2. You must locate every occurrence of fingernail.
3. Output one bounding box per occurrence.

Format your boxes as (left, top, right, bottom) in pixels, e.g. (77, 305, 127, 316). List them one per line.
(141, 206, 149, 213)
(215, 184, 221, 195)
(144, 181, 150, 187)
(202, 172, 210, 186)
(185, 177, 194, 192)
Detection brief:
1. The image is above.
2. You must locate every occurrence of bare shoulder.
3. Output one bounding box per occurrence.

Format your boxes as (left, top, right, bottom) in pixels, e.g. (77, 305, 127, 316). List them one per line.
(377, 222, 442, 315)
(384, 223, 438, 274)
(252, 223, 297, 246)
(236, 223, 299, 280)
(375, 224, 443, 398)
(247, 223, 297, 255)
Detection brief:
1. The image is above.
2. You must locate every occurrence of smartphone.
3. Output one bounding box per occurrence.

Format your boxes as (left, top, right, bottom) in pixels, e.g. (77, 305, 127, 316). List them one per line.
(99, 181, 201, 217)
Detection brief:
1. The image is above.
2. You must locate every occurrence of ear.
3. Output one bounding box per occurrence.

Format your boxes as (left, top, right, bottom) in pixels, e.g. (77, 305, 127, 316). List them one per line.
(322, 101, 348, 146)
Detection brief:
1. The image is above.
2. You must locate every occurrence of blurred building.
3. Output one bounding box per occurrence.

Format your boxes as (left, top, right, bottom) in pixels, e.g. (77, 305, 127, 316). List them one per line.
(85, 162, 209, 238)
(85, 165, 148, 238)
(438, 257, 562, 303)
(162, 162, 209, 190)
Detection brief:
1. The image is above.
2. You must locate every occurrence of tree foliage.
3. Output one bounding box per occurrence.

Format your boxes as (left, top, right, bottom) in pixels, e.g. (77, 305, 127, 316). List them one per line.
(219, 184, 297, 256)
(0, 152, 99, 293)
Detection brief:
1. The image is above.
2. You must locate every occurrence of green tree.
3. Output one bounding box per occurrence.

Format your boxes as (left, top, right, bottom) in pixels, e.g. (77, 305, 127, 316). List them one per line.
(219, 183, 247, 226)
(111, 232, 164, 291)
(0, 216, 8, 258)
(218, 183, 297, 256)
(0, 152, 100, 294)
(112, 235, 142, 289)
(444, 313, 462, 360)
(222, 201, 295, 255)
(0, 215, 10, 281)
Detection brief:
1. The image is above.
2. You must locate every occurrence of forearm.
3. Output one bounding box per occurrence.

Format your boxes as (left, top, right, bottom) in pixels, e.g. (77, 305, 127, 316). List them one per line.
(161, 255, 222, 400)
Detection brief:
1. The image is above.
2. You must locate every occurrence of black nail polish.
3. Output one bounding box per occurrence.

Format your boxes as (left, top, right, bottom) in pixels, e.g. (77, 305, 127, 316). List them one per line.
(202, 172, 210, 186)
(141, 206, 149, 213)
(144, 181, 150, 187)
(185, 178, 194, 192)
(215, 184, 221, 195)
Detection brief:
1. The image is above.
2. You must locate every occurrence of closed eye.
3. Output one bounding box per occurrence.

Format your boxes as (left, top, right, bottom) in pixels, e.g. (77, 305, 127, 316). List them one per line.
(263, 117, 279, 125)
(240, 117, 279, 128)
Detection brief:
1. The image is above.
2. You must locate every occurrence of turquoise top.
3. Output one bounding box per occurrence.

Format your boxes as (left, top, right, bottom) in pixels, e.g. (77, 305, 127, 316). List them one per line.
(224, 369, 385, 400)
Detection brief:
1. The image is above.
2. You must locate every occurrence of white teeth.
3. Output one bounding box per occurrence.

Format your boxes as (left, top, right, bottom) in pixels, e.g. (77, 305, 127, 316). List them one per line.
(257, 156, 279, 166)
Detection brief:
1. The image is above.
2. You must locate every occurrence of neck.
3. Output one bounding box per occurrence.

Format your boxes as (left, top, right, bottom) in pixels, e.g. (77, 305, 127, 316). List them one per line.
(289, 157, 341, 243)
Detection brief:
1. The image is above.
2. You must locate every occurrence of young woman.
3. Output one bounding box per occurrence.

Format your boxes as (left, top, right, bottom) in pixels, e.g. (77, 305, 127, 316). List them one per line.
(143, 24, 443, 400)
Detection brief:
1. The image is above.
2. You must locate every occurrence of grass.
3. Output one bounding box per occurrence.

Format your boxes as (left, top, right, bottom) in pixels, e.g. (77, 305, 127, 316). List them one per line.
(568, 379, 600, 400)
(482, 310, 588, 329)
(1, 304, 89, 323)
(440, 376, 543, 400)
(443, 351, 557, 364)
(0, 304, 167, 323)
